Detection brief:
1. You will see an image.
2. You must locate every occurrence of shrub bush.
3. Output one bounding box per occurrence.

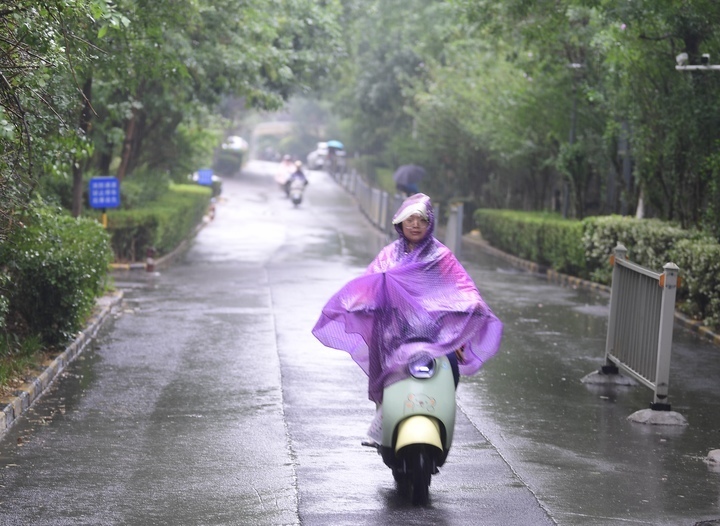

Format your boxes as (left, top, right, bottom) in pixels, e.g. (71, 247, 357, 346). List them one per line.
(473, 210, 586, 276)
(541, 219, 587, 277)
(348, 155, 380, 184)
(669, 239, 720, 327)
(0, 273, 10, 334)
(581, 215, 697, 284)
(0, 205, 112, 346)
(474, 208, 720, 330)
(104, 184, 211, 261)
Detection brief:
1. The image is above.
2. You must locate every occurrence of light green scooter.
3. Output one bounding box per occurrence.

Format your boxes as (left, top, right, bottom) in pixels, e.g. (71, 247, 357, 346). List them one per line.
(369, 342, 457, 505)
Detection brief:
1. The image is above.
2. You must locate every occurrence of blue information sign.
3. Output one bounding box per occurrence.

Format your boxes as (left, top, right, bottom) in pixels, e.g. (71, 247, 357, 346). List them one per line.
(197, 168, 213, 186)
(89, 176, 121, 209)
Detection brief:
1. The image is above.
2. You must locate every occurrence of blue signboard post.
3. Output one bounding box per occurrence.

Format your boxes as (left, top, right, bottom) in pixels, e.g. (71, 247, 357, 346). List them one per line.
(89, 176, 121, 228)
(197, 168, 213, 186)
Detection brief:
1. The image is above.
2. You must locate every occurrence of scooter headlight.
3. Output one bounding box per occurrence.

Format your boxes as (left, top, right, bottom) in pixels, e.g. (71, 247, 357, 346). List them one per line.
(408, 353, 436, 379)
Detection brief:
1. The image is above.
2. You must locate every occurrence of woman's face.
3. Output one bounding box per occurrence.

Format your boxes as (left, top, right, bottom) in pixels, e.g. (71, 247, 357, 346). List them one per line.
(401, 213, 429, 246)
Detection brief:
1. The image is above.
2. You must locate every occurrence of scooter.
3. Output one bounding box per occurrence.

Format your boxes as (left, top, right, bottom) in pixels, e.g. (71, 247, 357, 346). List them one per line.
(364, 342, 457, 505)
(289, 177, 306, 206)
(275, 158, 295, 194)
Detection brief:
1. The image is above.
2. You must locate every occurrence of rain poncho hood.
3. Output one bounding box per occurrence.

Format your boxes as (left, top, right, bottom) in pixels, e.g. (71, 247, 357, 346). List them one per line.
(312, 193, 503, 402)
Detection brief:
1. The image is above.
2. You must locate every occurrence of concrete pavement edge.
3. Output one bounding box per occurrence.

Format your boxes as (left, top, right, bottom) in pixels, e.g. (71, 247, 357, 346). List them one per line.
(0, 290, 124, 440)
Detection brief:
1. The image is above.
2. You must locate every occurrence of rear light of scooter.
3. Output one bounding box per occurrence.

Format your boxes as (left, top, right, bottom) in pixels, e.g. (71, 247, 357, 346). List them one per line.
(408, 353, 436, 379)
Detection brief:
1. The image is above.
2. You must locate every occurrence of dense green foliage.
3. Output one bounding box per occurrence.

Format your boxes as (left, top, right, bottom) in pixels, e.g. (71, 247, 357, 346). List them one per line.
(0, 0, 343, 370)
(328, 0, 720, 238)
(103, 184, 212, 262)
(474, 208, 720, 329)
(1, 0, 343, 222)
(0, 206, 112, 346)
(671, 239, 720, 328)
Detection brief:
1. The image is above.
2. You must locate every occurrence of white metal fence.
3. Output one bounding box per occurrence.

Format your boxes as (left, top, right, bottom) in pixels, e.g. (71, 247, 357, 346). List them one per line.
(603, 244, 680, 410)
(334, 170, 417, 236)
(333, 170, 464, 253)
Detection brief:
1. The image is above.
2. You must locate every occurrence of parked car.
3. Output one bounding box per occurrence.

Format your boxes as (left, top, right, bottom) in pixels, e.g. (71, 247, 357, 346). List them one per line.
(306, 142, 329, 170)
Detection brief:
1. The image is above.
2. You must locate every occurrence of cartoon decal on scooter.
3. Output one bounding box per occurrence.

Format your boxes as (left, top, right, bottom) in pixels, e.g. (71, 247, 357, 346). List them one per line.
(312, 193, 503, 505)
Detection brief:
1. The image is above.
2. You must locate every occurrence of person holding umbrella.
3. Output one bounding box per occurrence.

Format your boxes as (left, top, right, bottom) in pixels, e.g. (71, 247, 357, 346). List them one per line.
(393, 164, 426, 196)
(326, 139, 345, 177)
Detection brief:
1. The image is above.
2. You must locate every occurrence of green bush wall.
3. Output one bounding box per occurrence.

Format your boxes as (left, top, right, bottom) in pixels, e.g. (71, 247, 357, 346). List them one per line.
(0, 206, 112, 346)
(474, 209, 720, 329)
(104, 184, 212, 261)
(473, 210, 587, 276)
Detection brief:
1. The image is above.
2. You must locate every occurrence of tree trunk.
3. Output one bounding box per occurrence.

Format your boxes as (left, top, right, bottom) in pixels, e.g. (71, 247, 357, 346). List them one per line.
(72, 77, 93, 217)
(116, 106, 137, 182)
(98, 141, 113, 174)
(126, 110, 148, 176)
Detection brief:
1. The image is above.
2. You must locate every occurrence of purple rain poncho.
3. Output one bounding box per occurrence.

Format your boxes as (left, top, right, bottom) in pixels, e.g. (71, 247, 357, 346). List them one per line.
(312, 193, 503, 403)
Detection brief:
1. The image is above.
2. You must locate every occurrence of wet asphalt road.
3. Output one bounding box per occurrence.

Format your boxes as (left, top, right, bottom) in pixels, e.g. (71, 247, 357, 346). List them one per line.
(0, 160, 719, 525)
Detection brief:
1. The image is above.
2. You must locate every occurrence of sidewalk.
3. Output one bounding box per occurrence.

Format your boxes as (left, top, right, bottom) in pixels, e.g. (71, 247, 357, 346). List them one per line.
(455, 231, 720, 525)
(0, 209, 215, 439)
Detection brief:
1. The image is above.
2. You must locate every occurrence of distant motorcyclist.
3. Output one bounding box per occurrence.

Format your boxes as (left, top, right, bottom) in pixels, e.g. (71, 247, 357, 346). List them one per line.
(286, 161, 309, 206)
(275, 154, 295, 192)
(285, 161, 308, 192)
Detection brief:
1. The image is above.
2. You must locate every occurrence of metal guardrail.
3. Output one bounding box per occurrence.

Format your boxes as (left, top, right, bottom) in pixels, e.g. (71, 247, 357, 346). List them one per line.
(332, 170, 456, 245)
(333, 170, 406, 236)
(603, 244, 680, 410)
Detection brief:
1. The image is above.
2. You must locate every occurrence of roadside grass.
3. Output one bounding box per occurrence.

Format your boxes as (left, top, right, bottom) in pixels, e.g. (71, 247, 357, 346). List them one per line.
(0, 334, 44, 393)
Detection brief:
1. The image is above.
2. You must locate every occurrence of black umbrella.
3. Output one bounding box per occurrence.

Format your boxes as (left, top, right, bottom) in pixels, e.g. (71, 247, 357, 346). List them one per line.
(392, 164, 426, 185)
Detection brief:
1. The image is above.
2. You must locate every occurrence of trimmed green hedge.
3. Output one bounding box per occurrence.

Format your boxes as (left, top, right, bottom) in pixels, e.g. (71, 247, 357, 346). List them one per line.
(473, 210, 587, 276)
(671, 239, 720, 328)
(474, 209, 720, 329)
(0, 206, 112, 346)
(104, 184, 212, 261)
(581, 215, 699, 284)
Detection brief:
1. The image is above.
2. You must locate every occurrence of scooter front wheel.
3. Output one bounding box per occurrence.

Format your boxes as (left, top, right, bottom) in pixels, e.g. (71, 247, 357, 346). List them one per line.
(409, 446, 432, 505)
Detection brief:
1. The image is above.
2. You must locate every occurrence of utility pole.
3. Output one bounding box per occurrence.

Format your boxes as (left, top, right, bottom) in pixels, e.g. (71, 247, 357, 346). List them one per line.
(564, 63, 583, 219)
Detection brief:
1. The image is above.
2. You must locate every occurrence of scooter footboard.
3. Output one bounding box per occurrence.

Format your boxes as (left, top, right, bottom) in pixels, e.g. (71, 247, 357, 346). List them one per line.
(395, 415, 443, 453)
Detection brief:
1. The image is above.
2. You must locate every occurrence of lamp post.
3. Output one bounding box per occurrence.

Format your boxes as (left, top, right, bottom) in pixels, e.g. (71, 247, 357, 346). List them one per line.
(675, 52, 720, 71)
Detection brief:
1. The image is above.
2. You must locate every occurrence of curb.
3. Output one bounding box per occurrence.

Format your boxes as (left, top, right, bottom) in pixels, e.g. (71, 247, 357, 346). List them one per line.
(461, 234, 720, 347)
(0, 290, 124, 439)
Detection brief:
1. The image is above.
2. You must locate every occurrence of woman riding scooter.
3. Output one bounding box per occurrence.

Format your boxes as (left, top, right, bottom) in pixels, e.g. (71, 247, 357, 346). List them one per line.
(312, 193, 503, 502)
